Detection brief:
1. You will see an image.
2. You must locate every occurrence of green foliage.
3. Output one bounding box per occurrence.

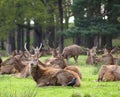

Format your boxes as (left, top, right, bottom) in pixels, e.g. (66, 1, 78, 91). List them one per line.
(117, 17, 120, 22)
(0, 0, 56, 38)
(71, 0, 120, 38)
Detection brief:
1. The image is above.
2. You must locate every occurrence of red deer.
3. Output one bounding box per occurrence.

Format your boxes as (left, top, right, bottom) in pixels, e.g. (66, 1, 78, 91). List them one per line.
(45, 55, 67, 69)
(97, 65, 120, 82)
(102, 70, 115, 81)
(45, 56, 82, 79)
(96, 48, 114, 65)
(110, 47, 120, 65)
(62, 44, 81, 63)
(0, 65, 18, 74)
(111, 47, 120, 54)
(0, 53, 29, 77)
(86, 47, 98, 65)
(51, 48, 59, 58)
(64, 66, 82, 79)
(32, 43, 42, 57)
(27, 54, 81, 87)
(113, 57, 120, 65)
(25, 44, 81, 87)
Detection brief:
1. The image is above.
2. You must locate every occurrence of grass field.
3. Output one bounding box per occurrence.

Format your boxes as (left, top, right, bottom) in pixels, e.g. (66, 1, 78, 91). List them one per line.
(0, 55, 120, 97)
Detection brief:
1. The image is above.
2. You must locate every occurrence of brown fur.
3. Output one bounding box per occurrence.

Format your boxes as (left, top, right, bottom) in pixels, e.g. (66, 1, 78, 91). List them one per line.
(45, 56, 67, 69)
(64, 66, 82, 79)
(30, 58, 81, 87)
(30, 61, 61, 86)
(113, 57, 120, 65)
(14, 64, 31, 78)
(55, 69, 81, 87)
(102, 70, 115, 81)
(86, 55, 97, 65)
(96, 48, 114, 65)
(101, 53, 114, 65)
(0, 55, 28, 76)
(24, 44, 81, 87)
(97, 65, 120, 82)
(85, 47, 98, 65)
(62, 44, 81, 63)
(51, 48, 59, 57)
(0, 65, 18, 74)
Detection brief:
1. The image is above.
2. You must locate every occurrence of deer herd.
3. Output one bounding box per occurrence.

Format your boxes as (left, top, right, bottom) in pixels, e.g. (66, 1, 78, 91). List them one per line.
(0, 44, 120, 87)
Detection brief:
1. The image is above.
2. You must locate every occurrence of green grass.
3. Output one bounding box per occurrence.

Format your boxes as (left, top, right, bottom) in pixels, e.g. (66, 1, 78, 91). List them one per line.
(0, 55, 120, 97)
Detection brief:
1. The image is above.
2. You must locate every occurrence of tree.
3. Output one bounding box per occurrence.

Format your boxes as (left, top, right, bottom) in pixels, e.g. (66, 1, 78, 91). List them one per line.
(71, 0, 120, 48)
(58, 0, 64, 53)
(0, 0, 46, 53)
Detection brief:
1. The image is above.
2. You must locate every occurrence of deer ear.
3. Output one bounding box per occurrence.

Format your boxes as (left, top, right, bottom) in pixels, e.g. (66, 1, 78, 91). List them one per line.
(12, 50, 17, 57)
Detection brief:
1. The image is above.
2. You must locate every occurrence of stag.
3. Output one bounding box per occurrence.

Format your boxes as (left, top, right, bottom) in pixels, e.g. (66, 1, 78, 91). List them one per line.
(24, 43, 81, 87)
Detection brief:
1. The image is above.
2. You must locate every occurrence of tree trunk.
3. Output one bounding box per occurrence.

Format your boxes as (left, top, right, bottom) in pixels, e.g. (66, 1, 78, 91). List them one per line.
(73, 34, 80, 45)
(6, 33, 12, 55)
(26, 25, 30, 51)
(33, 22, 42, 48)
(17, 25, 24, 52)
(101, 35, 107, 48)
(106, 34, 112, 49)
(21, 29, 24, 51)
(1, 38, 5, 50)
(85, 35, 94, 48)
(17, 26, 21, 52)
(48, 28, 56, 48)
(94, 35, 99, 47)
(11, 31, 16, 52)
(58, 0, 64, 53)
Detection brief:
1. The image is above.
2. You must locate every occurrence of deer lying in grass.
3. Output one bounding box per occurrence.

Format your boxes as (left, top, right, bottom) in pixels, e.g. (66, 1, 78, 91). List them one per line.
(86, 47, 98, 65)
(0, 52, 28, 75)
(86, 47, 115, 65)
(101, 48, 114, 65)
(25, 44, 81, 87)
(97, 65, 120, 82)
(96, 48, 114, 65)
(44, 49, 82, 79)
(45, 54, 67, 69)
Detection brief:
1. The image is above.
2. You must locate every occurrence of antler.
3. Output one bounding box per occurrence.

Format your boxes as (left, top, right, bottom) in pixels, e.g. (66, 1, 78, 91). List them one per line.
(38, 43, 42, 51)
(31, 43, 43, 58)
(24, 43, 31, 56)
(32, 43, 42, 53)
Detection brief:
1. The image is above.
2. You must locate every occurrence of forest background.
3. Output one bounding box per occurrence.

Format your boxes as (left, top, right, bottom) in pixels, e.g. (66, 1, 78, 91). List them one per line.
(0, 0, 119, 56)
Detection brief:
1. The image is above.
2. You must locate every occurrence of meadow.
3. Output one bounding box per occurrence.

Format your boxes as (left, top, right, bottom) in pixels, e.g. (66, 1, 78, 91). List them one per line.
(0, 55, 120, 97)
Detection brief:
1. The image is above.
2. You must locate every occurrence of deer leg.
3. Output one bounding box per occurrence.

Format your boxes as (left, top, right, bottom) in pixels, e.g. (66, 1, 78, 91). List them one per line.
(74, 56, 78, 63)
(37, 82, 46, 87)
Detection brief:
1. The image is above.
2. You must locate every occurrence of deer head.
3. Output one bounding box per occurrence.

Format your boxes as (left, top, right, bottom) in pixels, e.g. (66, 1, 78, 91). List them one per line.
(24, 43, 42, 67)
(28, 55, 39, 68)
(87, 46, 97, 57)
